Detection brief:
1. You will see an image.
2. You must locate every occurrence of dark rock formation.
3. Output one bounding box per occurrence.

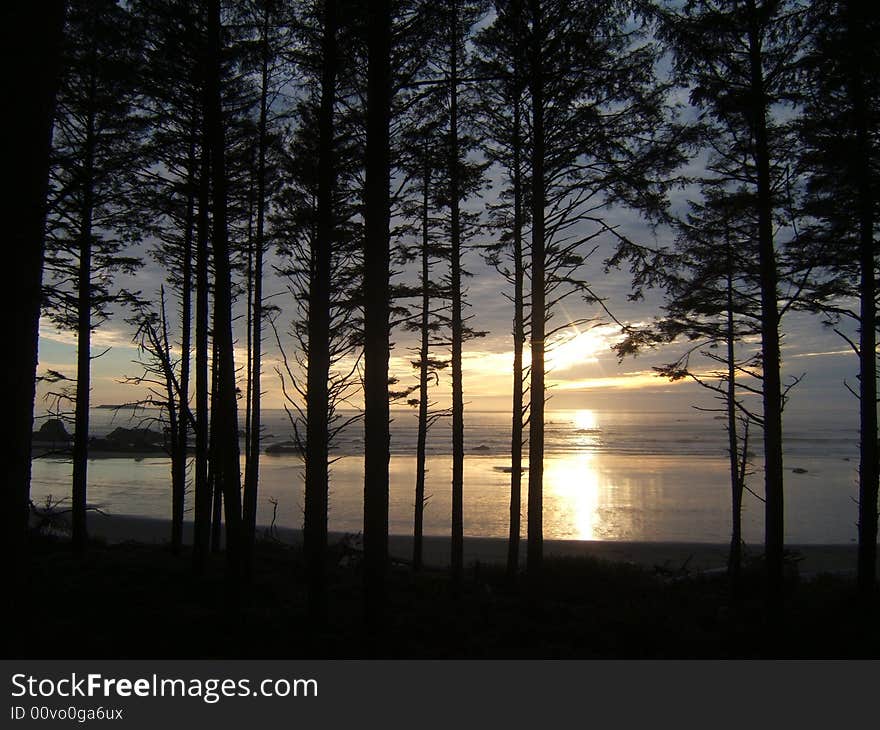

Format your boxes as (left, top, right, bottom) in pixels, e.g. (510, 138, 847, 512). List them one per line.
(89, 427, 166, 453)
(33, 418, 71, 442)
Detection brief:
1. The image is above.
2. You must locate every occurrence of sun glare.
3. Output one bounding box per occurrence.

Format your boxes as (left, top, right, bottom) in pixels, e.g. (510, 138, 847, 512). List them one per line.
(573, 408, 597, 431)
(545, 327, 612, 373)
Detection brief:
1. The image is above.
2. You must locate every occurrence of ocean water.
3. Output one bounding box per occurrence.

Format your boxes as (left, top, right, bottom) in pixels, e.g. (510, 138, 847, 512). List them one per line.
(29, 406, 862, 544)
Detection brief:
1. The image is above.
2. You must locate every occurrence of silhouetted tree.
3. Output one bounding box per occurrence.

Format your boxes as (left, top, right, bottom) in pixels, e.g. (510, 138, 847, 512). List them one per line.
(525, 0, 546, 597)
(798, 0, 880, 604)
(361, 0, 394, 627)
(205, 0, 243, 580)
(209, 340, 224, 554)
(523, 0, 682, 595)
(345, 0, 434, 621)
(44, 0, 144, 553)
(657, 0, 810, 611)
(6, 0, 66, 571)
(423, 0, 490, 591)
(191, 76, 213, 573)
(126, 290, 194, 480)
(615, 188, 766, 592)
(474, 0, 530, 582)
(67, 259, 207, 563)
(186, 0, 257, 574)
(274, 0, 363, 624)
(134, 0, 206, 554)
(239, 0, 291, 581)
(301, 0, 339, 624)
(399, 132, 451, 571)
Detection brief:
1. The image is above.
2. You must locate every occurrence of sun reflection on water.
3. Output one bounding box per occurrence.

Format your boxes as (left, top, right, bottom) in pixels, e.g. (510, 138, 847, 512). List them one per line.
(567, 408, 602, 452)
(544, 451, 601, 540)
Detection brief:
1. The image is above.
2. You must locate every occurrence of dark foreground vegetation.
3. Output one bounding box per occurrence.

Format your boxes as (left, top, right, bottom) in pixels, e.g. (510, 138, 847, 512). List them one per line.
(14, 534, 880, 659)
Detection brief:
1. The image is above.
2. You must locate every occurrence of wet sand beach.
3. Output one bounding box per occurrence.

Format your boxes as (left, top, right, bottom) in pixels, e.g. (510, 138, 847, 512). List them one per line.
(83, 512, 865, 577)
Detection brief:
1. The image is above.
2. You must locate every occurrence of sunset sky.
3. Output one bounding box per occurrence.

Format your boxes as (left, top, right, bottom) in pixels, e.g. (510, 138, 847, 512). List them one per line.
(34, 202, 858, 419)
(30, 4, 862, 426)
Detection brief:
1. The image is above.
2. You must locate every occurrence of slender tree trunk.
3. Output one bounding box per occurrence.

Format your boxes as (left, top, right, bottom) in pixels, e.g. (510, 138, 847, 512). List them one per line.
(72, 56, 98, 555)
(725, 246, 742, 591)
(159, 290, 180, 511)
(449, 1, 464, 593)
(849, 2, 878, 604)
(172, 120, 197, 556)
(526, 0, 545, 596)
(746, 0, 784, 611)
(243, 1, 271, 580)
(304, 0, 337, 625)
(363, 0, 392, 628)
(206, 0, 243, 581)
(71, 228, 92, 555)
(413, 152, 431, 572)
(7, 0, 65, 569)
(209, 341, 222, 554)
(244, 176, 253, 510)
(507, 72, 524, 584)
(211, 482, 223, 552)
(192, 107, 212, 573)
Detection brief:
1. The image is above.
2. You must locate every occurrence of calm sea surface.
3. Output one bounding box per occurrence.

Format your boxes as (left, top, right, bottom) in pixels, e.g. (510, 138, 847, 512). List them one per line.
(29, 406, 861, 544)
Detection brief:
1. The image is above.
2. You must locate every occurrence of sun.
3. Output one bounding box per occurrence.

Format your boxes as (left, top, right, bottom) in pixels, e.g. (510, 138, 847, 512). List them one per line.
(573, 408, 597, 430)
(545, 326, 614, 373)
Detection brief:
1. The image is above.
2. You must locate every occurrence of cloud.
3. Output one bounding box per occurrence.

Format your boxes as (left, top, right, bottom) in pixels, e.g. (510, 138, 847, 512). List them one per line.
(553, 370, 673, 391)
(787, 349, 852, 359)
(39, 319, 136, 351)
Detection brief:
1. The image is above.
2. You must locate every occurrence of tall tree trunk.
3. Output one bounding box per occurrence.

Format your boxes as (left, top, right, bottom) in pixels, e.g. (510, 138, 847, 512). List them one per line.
(172, 117, 197, 556)
(243, 2, 271, 580)
(363, 0, 392, 628)
(507, 60, 524, 584)
(206, 0, 242, 581)
(849, 2, 878, 604)
(244, 175, 253, 511)
(192, 106, 212, 573)
(7, 0, 65, 568)
(209, 340, 222, 554)
(413, 151, 431, 572)
(211, 479, 223, 552)
(526, 0, 545, 596)
(449, 0, 464, 593)
(158, 290, 180, 517)
(746, 0, 784, 611)
(304, 0, 337, 625)
(71, 50, 98, 555)
(725, 244, 742, 592)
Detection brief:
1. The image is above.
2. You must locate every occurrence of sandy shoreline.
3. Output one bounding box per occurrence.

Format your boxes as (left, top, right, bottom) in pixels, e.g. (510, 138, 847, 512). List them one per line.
(80, 512, 864, 577)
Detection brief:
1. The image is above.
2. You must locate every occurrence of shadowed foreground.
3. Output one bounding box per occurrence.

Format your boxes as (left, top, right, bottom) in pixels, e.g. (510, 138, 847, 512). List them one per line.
(11, 534, 880, 658)
(78, 513, 872, 576)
